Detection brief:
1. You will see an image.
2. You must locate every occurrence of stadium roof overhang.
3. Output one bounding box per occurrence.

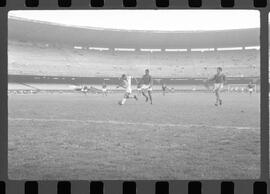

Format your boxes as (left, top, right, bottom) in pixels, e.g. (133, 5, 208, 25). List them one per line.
(8, 17, 259, 48)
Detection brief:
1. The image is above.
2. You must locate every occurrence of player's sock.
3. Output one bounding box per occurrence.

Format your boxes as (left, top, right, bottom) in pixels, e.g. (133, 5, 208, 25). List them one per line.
(134, 95, 138, 100)
(219, 99, 222, 105)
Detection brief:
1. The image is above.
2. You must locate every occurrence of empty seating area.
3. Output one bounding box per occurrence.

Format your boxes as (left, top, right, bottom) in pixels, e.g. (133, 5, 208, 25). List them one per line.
(8, 41, 260, 78)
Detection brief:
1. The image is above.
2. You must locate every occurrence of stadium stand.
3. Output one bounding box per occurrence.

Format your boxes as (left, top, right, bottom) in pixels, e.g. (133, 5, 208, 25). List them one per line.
(9, 40, 259, 77)
(8, 16, 260, 90)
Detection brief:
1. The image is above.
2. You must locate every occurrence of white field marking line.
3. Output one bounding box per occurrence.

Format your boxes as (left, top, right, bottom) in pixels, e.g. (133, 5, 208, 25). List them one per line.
(8, 117, 259, 131)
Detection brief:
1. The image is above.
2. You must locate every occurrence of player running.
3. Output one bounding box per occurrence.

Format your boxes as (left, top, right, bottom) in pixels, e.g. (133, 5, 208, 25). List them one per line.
(247, 82, 254, 95)
(161, 83, 167, 96)
(138, 69, 153, 104)
(116, 74, 138, 105)
(206, 67, 226, 106)
(102, 82, 108, 96)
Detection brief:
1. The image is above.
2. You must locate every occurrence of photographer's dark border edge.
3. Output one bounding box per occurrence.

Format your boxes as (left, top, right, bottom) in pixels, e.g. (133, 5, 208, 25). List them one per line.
(0, 1, 269, 194)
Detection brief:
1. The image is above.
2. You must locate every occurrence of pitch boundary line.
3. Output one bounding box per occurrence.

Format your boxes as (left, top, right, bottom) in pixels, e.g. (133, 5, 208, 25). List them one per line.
(8, 117, 259, 130)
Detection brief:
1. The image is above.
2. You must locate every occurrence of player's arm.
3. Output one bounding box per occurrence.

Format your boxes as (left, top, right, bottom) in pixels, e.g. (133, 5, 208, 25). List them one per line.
(223, 75, 226, 84)
(207, 75, 215, 82)
(116, 83, 124, 88)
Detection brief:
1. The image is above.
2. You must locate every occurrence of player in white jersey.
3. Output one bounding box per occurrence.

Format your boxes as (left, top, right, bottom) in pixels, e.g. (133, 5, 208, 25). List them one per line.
(206, 67, 226, 106)
(116, 74, 138, 105)
(81, 85, 88, 95)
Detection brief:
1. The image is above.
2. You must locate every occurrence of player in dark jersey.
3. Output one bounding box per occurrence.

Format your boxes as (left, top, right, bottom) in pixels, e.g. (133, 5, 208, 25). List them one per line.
(247, 82, 254, 95)
(138, 69, 153, 104)
(207, 67, 226, 106)
(161, 83, 167, 96)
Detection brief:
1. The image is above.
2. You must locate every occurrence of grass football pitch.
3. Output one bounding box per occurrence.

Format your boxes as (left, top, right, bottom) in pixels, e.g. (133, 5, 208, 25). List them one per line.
(8, 92, 260, 179)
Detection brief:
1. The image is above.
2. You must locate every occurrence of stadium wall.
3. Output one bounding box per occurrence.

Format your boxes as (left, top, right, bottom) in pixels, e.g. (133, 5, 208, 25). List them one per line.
(8, 74, 260, 85)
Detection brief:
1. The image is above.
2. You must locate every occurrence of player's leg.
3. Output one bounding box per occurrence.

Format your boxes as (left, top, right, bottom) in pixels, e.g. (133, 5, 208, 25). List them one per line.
(213, 84, 220, 106)
(218, 89, 222, 105)
(148, 90, 153, 104)
(140, 85, 149, 102)
(130, 94, 138, 100)
(126, 88, 136, 100)
(131, 92, 138, 100)
(120, 98, 126, 105)
(137, 87, 141, 96)
(142, 90, 148, 102)
(249, 88, 253, 96)
(119, 93, 128, 105)
(213, 85, 219, 106)
(126, 91, 137, 100)
(219, 84, 224, 105)
(214, 89, 219, 106)
(215, 86, 222, 106)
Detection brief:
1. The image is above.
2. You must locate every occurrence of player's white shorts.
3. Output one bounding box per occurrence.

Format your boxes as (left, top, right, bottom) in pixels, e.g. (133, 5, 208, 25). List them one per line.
(249, 88, 253, 93)
(140, 84, 153, 91)
(213, 83, 223, 91)
(102, 88, 107, 92)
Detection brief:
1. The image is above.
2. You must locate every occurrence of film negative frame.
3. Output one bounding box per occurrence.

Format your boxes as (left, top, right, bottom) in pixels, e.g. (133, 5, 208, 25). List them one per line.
(0, 0, 269, 193)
